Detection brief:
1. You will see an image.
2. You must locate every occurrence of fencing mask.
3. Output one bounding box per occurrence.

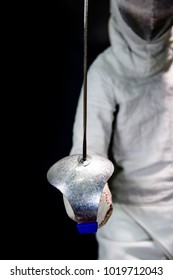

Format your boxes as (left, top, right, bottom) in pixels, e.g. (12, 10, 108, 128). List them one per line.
(117, 0, 173, 41)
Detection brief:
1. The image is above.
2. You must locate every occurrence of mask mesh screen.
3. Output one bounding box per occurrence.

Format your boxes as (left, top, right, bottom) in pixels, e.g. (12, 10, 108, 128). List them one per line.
(118, 0, 173, 40)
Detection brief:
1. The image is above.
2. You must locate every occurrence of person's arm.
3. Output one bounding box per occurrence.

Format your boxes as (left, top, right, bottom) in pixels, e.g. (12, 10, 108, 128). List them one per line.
(70, 62, 116, 158)
(64, 61, 117, 228)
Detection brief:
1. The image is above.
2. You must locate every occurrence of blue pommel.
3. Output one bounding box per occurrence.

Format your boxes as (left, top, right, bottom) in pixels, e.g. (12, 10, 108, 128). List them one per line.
(77, 222, 98, 234)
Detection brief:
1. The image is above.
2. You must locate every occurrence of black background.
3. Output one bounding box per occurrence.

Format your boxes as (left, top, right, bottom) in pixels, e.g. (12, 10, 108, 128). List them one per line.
(1, 0, 110, 260)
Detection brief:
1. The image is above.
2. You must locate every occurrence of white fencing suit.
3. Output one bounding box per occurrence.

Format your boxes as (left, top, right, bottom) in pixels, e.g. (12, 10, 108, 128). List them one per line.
(70, 0, 173, 259)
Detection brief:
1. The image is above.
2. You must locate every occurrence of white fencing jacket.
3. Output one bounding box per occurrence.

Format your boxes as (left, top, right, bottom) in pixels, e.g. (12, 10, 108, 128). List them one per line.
(70, 3, 173, 258)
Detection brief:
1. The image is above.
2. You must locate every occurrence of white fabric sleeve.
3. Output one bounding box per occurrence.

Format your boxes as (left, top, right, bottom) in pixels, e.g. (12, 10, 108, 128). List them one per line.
(70, 63, 116, 158)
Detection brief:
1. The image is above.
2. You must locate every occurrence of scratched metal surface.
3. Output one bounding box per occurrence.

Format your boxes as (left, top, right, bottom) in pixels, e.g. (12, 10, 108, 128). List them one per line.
(47, 154, 114, 223)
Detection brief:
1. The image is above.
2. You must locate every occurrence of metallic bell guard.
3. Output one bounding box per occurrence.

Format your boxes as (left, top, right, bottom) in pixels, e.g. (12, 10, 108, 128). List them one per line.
(47, 154, 114, 233)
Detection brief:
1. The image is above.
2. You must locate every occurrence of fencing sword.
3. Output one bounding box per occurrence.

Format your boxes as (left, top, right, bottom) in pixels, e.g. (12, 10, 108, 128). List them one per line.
(47, 0, 114, 234)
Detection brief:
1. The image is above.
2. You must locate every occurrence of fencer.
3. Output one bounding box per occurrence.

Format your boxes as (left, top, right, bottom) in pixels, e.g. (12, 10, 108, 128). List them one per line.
(69, 0, 173, 259)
